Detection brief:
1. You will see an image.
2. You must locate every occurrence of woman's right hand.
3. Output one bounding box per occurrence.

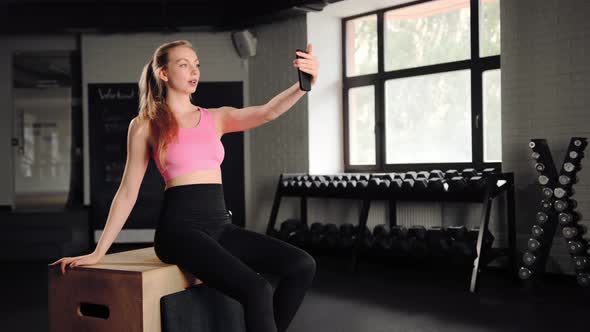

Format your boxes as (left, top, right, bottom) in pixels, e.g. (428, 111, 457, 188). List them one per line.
(49, 251, 103, 275)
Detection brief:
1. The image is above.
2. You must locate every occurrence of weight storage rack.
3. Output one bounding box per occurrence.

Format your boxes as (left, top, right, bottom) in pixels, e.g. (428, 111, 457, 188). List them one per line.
(265, 170, 516, 293)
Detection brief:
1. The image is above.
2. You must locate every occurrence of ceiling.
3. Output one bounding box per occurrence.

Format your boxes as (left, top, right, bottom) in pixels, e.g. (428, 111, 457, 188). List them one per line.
(0, 0, 345, 34)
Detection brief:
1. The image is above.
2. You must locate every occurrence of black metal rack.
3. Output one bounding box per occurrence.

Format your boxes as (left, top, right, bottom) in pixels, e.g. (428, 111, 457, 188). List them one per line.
(519, 137, 589, 287)
(265, 171, 516, 293)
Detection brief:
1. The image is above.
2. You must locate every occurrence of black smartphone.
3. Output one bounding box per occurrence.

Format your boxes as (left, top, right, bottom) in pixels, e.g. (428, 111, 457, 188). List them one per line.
(296, 48, 312, 92)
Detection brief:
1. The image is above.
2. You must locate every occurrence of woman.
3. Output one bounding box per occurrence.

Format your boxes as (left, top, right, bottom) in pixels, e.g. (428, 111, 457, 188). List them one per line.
(50, 39, 319, 332)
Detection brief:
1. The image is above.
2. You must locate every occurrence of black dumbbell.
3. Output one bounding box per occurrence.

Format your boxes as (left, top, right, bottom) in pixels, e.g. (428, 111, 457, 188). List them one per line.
(554, 186, 575, 199)
(378, 179, 392, 192)
(341, 174, 354, 182)
(401, 178, 415, 192)
(356, 225, 376, 250)
(429, 170, 445, 179)
(404, 171, 418, 181)
(554, 199, 577, 212)
(531, 225, 545, 239)
(357, 180, 370, 190)
(427, 226, 451, 257)
(279, 219, 302, 241)
(534, 162, 546, 173)
(373, 224, 393, 251)
(567, 240, 586, 255)
(308, 175, 320, 182)
(482, 168, 496, 176)
(563, 162, 582, 174)
(444, 169, 460, 179)
(447, 225, 476, 259)
(311, 180, 322, 190)
(294, 175, 307, 182)
(573, 256, 589, 271)
(417, 171, 431, 179)
(562, 225, 587, 240)
(337, 223, 356, 249)
(518, 266, 533, 280)
(389, 178, 403, 192)
(538, 175, 551, 186)
(558, 211, 582, 226)
(468, 176, 488, 192)
(461, 168, 478, 178)
(327, 180, 339, 192)
(531, 152, 541, 160)
(573, 138, 588, 150)
(522, 252, 537, 266)
(368, 178, 383, 192)
(540, 199, 553, 212)
(287, 223, 309, 248)
(569, 150, 585, 160)
(541, 187, 554, 198)
(527, 238, 541, 252)
(536, 211, 549, 225)
(558, 174, 578, 186)
(427, 178, 446, 192)
(448, 176, 469, 192)
(577, 272, 590, 287)
(413, 177, 429, 192)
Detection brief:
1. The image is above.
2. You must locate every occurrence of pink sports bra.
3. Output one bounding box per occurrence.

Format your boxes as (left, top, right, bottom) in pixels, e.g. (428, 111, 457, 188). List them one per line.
(152, 107, 225, 182)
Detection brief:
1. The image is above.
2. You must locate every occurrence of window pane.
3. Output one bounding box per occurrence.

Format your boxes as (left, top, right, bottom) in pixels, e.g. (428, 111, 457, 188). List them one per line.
(480, 0, 501, 57)
(346, 14, 378, 77)
(384, 0, 471, 71)
(483, 69, 501, 162)
(385, 70, 471, 164)
(348, 86, 376, 165)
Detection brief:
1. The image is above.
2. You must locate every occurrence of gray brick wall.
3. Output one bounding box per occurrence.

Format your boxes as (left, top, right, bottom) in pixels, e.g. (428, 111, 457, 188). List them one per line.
(247, 15, 309, 232)
(502, 0, 590, 273)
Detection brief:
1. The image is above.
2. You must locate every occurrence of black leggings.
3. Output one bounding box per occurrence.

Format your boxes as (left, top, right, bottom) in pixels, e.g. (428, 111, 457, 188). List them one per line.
(154, 184, 316, 332)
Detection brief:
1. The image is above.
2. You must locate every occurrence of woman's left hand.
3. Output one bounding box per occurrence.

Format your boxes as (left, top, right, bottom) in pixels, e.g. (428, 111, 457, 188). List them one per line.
(293, 43, 319, 86)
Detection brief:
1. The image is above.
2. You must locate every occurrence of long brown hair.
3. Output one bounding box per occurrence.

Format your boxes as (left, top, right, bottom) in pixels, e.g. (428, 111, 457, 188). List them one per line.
(137, 39, 194, 170)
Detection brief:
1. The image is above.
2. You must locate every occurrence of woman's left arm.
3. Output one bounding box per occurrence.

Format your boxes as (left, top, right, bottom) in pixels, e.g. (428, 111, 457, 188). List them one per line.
(214, 44, 318, 134)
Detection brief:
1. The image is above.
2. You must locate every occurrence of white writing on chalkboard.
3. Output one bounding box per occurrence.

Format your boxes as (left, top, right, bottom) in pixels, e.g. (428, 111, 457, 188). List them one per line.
(98, 88, 136, 100)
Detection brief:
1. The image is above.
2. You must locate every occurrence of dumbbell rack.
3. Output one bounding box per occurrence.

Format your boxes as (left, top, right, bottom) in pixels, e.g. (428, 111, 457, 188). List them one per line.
(265, 171, 517, 293)
(519, 137, 589, 287)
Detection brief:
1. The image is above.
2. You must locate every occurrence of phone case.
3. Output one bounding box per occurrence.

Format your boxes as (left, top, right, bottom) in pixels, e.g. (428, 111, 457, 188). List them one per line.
(296, 49, 312, 91)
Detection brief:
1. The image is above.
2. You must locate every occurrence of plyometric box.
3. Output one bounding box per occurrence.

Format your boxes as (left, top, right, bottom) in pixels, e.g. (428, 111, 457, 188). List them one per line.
(48, 247, 197, 332)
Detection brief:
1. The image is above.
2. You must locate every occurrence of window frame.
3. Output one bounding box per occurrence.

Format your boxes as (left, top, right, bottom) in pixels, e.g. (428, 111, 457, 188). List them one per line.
(342, 0, 501, 173)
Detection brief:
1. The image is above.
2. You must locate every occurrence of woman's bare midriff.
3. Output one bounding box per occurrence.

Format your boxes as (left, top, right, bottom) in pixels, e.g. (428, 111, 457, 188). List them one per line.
(164, 169, 223, 190)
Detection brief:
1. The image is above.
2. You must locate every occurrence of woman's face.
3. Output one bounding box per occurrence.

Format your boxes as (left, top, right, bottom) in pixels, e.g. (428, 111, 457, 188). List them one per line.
(160, 45, 200, 95)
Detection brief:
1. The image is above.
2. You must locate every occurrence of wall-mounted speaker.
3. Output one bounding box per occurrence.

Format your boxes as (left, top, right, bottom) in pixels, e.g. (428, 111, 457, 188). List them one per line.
(231, 30, 257, 59)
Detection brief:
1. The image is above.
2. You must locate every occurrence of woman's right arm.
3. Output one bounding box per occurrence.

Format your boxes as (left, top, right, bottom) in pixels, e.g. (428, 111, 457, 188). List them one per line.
(94, 117, 151, 257)
(50, 117, 150, 274)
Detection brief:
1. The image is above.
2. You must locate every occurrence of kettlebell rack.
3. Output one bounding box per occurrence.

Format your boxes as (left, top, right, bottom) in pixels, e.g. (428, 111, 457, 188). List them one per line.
(265, 170, 516, 293)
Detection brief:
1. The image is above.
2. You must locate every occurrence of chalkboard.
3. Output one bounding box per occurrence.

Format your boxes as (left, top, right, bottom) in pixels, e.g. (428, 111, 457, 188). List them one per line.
(88, 82, 245, 234)
(88, 83, 164, 231)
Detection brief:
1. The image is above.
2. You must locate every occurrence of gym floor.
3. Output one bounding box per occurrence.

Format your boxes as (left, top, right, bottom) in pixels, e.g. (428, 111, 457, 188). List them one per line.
(3, 245, 587, 332)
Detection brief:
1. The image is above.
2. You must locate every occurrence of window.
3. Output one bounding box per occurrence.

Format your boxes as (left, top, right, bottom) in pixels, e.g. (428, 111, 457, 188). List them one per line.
(343, 0, 501, 171)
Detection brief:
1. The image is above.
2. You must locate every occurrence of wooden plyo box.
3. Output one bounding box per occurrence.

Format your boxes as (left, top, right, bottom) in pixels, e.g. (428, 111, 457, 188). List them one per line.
(48, 247, 197, 332)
